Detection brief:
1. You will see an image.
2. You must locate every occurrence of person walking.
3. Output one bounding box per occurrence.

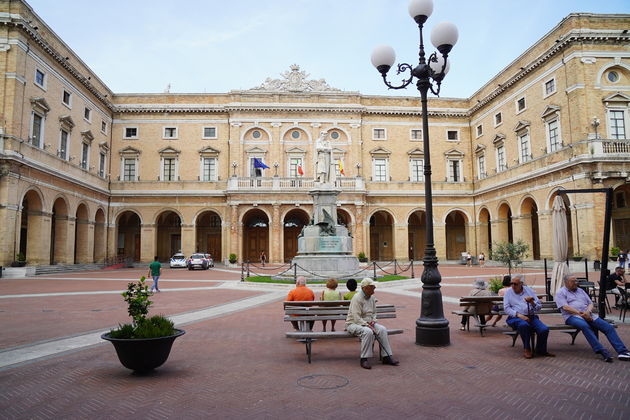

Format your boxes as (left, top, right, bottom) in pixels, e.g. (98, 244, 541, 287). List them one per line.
(260, 250, 267, 267)
(148, 256, 162, 293)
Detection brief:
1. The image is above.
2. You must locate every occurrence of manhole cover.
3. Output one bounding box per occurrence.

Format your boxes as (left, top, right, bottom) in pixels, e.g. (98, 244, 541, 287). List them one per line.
(297, 374, 349, 390)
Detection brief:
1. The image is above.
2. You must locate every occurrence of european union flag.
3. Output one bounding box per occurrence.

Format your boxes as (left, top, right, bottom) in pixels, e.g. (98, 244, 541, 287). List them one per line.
(253, 158, 269, 169)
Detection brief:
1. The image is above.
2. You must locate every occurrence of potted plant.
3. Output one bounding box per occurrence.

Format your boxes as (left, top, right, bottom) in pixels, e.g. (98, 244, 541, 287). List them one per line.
(10, 252, 26, 267)
(358, 252, 368, 263)
(488, 277, 503, 294)
(228, 253, 238, 265)
(101, 276, 184, 373)
(572, 255, 584, 262)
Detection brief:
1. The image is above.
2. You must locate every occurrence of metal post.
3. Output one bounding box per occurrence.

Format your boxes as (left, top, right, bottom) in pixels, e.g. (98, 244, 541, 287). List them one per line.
(240, 263, 244, 282)
(411, 259, 415, 279)
(584, 258, 588, 281)
(246, 260, 250, 279)
(544, 258, 550, 300)
(373, 261, 377, 281)
(394, 259, 398, 275)
(293, 263, 297, 283)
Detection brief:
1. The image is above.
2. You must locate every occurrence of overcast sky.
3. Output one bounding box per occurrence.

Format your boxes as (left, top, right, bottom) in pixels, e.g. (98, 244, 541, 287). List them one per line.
(27, 0, 630, 98)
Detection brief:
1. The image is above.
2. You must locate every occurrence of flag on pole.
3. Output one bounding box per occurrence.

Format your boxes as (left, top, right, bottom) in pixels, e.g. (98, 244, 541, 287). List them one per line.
(338, 160, 345, 176)
(297, 164, 304, 176)
(253, 158, 269, 169)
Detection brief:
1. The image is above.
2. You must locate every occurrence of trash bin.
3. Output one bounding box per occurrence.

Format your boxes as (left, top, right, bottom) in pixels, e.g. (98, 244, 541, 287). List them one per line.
(593, 260, 601, 271)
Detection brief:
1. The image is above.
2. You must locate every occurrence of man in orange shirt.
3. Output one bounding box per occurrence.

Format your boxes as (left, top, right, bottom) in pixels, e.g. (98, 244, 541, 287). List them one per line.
(287, 276, 315, 330)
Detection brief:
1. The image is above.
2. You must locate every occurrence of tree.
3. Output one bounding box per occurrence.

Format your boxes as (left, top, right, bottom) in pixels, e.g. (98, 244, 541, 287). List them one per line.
(491, 240, 530, 275)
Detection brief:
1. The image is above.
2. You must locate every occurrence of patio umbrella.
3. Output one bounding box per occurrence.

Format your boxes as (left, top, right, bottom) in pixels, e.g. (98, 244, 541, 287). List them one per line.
(550, 195, 569, 296)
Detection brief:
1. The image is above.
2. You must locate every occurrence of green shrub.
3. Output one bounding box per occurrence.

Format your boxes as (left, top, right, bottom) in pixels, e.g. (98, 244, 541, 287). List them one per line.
(109, 315, 175, 339)
(611, 247, 620, 257)
(122, 276, 152, 324)
(358, 252, 366, 260)
(16, 252, 26, 262)
(229, 253, 237, 264)
(488, 277, 503, 294)
(491, 240, 529, 275)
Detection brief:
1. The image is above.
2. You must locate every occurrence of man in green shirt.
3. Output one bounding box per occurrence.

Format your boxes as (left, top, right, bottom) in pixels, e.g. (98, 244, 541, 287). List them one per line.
(148, 256, 162, 293)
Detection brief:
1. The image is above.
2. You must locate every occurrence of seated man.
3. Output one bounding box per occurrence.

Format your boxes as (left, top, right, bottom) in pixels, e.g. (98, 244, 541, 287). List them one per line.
(286, 276, 315, 331)
(460, 279, 494, 331)
(607, 266, 626, 308)
(556, 274, 630, 362)
(503, 274, 555, 359)
(346, 278, 399, 369)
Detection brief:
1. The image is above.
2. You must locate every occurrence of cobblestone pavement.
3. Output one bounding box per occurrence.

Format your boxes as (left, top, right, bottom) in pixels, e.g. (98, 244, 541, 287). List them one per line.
(1, 265, 629, 419)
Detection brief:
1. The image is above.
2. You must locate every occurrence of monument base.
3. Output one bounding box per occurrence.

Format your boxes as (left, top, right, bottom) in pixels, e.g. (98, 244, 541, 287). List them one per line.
(291, 254, 361, 280)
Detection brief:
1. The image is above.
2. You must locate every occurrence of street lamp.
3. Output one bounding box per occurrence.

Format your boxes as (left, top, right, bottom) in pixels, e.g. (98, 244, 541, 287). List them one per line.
(371, 0, 458, 347)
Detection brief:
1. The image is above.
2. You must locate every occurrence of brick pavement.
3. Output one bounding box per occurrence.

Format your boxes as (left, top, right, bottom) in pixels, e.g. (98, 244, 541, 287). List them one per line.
(1, 265, 629, 419)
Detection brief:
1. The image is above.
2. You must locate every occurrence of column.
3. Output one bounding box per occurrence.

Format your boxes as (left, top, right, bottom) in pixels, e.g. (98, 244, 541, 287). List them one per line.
(229, 204, 239, 263)
(181, 224, 195, 256)
(140, 224, 156, 263)
(33, 212, 52, 265)
(271, 203, 281, 263)
(106, 223, 117, 261)
(354, 204, 365, 256)
(393, 223, 409, 261)
(476, 221, 489, 256)
(465, 223, 476, 258)
(514, 214, 533, 260)
(434, 222, 446, 261)
(537, 211, 553, 259)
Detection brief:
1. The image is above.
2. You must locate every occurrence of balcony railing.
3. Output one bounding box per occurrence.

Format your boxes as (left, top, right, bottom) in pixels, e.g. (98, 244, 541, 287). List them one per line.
(590, 138, 630, 154)
(227, 176, 364, 191)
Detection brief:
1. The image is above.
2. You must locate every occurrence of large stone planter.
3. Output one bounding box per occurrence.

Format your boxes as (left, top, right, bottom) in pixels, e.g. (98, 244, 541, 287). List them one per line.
(101, 329, 185, 372)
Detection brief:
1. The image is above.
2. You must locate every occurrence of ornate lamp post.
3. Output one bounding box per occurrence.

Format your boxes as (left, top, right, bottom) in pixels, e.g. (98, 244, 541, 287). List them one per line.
(371, 0, 458, 346)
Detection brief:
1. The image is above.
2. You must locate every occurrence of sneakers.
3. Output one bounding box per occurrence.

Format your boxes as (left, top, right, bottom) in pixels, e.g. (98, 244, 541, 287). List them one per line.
(618, 351, 630, 361)
(597, 350, 613, 363)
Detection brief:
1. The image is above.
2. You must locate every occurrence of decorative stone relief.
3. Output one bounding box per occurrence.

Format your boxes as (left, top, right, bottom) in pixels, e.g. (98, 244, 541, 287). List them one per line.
(249, 64, 341, 93)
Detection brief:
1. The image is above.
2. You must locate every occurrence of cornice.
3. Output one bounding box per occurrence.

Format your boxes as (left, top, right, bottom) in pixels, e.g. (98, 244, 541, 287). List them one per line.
(1, 15, 114, 111)
(468, 29, 630, 115)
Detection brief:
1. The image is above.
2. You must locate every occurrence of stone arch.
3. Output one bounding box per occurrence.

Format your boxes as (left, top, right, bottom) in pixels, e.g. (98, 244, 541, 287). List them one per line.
(241, 126, 272, 143)
(477, 207, 492, 257)
(18, 189, 45, 264)
(195, 210, 223, 262)
(242, 208, 270, 263)
(520, 196, 541, 260)
(497, 202, 514, 244)
(74, 203, 90, 263)
(324, 126, 351, 143)
(153, 207, 185, 225)
(280, 126, 312, 143)
(408, 209, 426, 261)
(369, 210, 394, 261)
(445, 209, 468, 260)
(156, 210, 182, 261)
(595, 62, 630, 87)
(116, 210, 142, 261)
(283, 208, 310, 262)
(93, 208, 106, 263)
(337, 208, 353, 228)
(612, 182, 630, 251)
(51, 196, 70, 264)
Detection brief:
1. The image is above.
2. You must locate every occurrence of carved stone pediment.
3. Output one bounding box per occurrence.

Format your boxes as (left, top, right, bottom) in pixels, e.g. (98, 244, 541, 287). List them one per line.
(59, 115, 75, 130)
(119, 146, 141, 156)
(493, 133, 506, 145)
(249, 64, 341, 93)
(369, 147, 391, 157)
(81, 130, 94, 143)
(514, 121, 531, 132)
(98, 141, 109, 151)
(444, 148, 464, 158)
(245, 146, 267, 154)
(603, 92, 630, 105)
(158, 146, 180, 156)
(541, 105, 560, 119)
(198, 146, 220, 157)
(474, 144, 486, 154)
(30, 97, 50, 114)
(286, 146, 306, 154)
(407, 147, 424, 157)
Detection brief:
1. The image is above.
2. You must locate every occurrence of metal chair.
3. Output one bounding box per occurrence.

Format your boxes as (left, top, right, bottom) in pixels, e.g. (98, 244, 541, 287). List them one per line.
(619, 284, 630, 323)
(577, 281, 597, 305)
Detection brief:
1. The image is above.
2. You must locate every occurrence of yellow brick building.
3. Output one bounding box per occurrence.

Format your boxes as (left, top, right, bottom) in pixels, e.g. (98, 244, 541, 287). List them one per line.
(0, 1, 628, 266)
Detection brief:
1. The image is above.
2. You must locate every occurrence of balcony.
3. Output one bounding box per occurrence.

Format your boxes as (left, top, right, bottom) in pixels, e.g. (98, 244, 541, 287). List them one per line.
(589, 138, 630, 154)
(226, 176, 365, 192)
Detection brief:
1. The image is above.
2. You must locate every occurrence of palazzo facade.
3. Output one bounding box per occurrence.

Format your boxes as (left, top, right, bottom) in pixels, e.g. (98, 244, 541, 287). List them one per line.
(1, 1, 629, 266)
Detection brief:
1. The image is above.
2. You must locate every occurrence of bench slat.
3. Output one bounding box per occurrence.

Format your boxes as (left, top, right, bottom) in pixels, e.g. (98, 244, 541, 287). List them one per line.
(284, 313, 397, 322)
(286, 328, 404, 339)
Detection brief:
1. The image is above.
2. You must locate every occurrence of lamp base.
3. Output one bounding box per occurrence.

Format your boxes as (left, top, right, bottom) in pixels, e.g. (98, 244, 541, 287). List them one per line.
(415, 325, 450, 347)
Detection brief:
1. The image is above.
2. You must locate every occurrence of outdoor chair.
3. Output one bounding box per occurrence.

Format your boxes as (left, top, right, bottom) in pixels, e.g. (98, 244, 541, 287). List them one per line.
(619, 284, 630, 323)
(577, 281, 597, 305)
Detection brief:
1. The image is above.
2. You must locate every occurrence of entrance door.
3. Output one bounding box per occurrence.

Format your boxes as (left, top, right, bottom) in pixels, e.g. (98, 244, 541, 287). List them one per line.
(171, 234, 181, 257)
(284, 226, 301, 262)
(134, 234, 141, 261)
(245, 227, 268, 263)
(207, 234, 222, 262)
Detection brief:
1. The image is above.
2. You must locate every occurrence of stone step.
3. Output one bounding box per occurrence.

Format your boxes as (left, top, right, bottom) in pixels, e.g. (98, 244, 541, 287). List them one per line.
(34, 263, 106, 275)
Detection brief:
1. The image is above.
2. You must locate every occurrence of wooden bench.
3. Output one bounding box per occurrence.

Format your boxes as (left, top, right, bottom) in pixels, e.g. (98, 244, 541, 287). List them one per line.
(284, 300, 403, 363)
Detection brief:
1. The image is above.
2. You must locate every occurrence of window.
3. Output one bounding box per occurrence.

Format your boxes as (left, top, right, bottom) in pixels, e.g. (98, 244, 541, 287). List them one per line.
(476, 124, 483, 137)
(290, 130, 301, 139)
(609, 110, 626, 139)
(410, 158, 424, 182)
(447, 130, 459, 141)
(81, 142, 89, 169)
(84, 107, 91, 122)
(447, 159, 462, 182)
(519, 132, 531, 163)
(101, 121, 107, 134)
(616, 191, 626, 208)
(410, 129, 422, 140)
(123, 158, 136, 181)
(203, 127, 217, 139)
(124, 127, 138, 139)
(608, 71, 620, 83)
(330, 131, 340, 140)
(544, 78, 556, 96)
(477, 155, 486, 179)
(162, 158, 176, 181)
(494, 112, 502, 126)
(31, 113, 44, 148)
(62, 90, 72, 107)
(201, 157, 217, 181)
(163, 127, 177, 139)
(35, 69, 46, 88)
(289, 157, 303, 177)
(373, 158, 388, 181)
(496, 145, 506, 172)
(252, 130, 262, 139)
(59, 129, 69, 160)
(99, 152, 106, 177)
(516, 96, 526, 113)
(547, 118, 561, 152)
(373, 128, 386, 140)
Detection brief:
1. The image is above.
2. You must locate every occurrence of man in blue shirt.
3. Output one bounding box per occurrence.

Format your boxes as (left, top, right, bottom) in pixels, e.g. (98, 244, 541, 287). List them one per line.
(556, 274, 630, 363)
(503, 274, 554, 359)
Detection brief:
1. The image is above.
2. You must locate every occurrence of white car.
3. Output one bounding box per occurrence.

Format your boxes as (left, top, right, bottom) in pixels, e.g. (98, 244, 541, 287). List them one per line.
(170, 253, 187, 268)
(187, 253, 209, 270)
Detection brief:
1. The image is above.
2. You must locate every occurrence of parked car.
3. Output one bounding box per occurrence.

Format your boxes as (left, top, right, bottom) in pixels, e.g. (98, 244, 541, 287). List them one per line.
(204, 254, 215, 267)
(187, 253, 209, 270)
(170, 253, 187, 268)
